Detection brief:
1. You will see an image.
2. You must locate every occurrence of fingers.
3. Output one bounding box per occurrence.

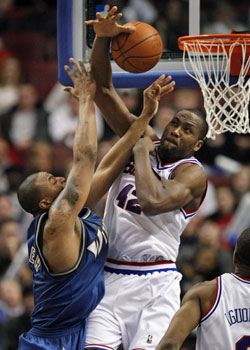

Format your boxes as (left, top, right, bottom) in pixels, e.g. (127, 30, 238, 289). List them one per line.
(64, 58, 88, 79)
(64, 64, 76, 81)
(160, 81, 176, 96)
(117, 24, 136, 33)
(78, 59, 87, 75)
(85, 19, 98, 25)
(106, 6, 118, 17)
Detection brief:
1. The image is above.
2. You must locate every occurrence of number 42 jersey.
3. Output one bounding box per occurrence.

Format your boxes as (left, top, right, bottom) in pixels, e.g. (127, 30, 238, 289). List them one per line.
(103, 142, 206, 263)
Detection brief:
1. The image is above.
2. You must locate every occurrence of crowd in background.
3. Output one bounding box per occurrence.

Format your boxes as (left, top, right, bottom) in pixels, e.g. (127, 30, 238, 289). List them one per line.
(0, 0, 249, 349)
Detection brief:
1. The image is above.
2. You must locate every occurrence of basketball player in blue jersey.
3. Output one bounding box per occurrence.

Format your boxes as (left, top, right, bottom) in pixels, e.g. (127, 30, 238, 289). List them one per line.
(16, 56, 175, 350)
(157, 227, 250, 350)
(85, 6, 208, 350)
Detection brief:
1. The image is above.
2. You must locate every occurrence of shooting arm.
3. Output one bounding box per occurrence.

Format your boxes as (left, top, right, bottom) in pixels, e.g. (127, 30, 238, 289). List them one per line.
(87, 6, 157, 137)
(90, 36, 139, 136)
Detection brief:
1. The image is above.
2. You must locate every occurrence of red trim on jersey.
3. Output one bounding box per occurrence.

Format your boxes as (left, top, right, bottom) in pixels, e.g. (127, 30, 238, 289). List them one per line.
(107, 258, 174, 266)
(200, 277, 219, 319)
(233, 273, 250, 281)
(85, 344, 114, 350)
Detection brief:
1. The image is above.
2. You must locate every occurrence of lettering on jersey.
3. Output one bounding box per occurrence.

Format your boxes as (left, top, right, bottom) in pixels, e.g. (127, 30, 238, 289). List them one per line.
(87, 224, 108, 260)
(225, 308, 250, 326)
(124, 159, 135, 176)
(29, 246, 41, 272)
(123, 159, 161, 180)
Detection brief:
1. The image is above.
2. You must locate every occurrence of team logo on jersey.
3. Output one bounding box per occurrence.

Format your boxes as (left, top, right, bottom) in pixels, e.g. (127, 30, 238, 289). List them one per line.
(87, 223, 108, 260)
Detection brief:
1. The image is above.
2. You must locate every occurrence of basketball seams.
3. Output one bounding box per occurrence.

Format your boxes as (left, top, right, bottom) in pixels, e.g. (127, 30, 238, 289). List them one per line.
(121, 54, 162, 72)
(111, 21, 163, 73)
(112, 34, 130, 52)
(111, 22, 142, 53)
(114, 33, 161, 60)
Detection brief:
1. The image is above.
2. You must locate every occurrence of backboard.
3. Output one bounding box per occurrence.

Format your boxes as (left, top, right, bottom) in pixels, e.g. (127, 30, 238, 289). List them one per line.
(57, 0, 245, 88)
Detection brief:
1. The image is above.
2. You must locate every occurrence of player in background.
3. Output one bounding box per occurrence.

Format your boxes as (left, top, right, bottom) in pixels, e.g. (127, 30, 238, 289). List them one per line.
(157, 227, 250, 350)
(84, 6, 208, 350)
(17, 56, 174, 350)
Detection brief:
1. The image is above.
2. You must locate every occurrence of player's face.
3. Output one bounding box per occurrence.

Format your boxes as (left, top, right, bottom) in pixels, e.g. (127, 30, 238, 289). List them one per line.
(37, 172, 66, 202)
(159, 110, 203, 163)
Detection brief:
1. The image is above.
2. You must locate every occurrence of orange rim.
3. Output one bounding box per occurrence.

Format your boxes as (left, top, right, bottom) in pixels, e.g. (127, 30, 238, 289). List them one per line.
(178, 34, 250, 53)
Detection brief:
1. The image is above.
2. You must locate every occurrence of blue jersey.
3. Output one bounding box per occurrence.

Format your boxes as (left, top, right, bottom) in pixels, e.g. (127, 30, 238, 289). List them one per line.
(19, 207, 108, 349)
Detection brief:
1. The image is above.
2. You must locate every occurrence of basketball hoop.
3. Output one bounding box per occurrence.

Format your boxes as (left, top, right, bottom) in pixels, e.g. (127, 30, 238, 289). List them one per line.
(178, 34, 250, 139)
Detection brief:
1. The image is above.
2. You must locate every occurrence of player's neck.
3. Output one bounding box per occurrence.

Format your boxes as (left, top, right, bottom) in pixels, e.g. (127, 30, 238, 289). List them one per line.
(234, 267, 250, 279)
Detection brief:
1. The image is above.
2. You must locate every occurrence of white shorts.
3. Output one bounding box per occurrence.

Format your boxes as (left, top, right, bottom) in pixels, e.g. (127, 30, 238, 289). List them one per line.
(85, 261, 182, 350)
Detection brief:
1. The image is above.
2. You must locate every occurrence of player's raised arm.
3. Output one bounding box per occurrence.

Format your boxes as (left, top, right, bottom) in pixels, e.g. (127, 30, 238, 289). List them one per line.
(42, 58, 97, 271)
(86, 6, 174, 138)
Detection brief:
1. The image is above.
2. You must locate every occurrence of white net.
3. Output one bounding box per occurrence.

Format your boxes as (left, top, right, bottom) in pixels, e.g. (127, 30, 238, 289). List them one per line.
(180, 37, 250, 139)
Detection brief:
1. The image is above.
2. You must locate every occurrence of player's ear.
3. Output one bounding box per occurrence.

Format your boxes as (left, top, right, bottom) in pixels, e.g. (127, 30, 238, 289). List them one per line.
(39, 199, 52, 210)
(193, 139, 203, 152)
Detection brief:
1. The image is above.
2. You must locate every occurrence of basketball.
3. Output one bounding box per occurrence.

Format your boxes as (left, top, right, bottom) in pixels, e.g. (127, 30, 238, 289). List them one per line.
(111, 21, 163, 74)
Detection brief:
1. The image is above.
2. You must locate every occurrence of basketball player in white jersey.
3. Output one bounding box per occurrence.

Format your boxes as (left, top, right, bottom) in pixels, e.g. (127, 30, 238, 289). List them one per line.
(85, 6, 208, 350)
(157, 227, 250, 350)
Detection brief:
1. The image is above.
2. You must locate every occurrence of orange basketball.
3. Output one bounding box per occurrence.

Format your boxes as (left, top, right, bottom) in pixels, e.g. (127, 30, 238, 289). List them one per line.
(111, 22, 163, 73)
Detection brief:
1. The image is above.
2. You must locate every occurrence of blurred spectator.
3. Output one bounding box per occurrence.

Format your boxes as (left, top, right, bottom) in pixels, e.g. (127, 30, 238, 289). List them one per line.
(196, 219, 234, 271)
(44, 81, 68, 114)
(24, 140, 53, 174)
(177, 218, 234, 298)
(95, 135, 119, 168)
(122, 0, 158, 25)
(197, 133, 250, 175)
(0, 137, 13, 193)
(117, 87, 142, 116)
(0, 279, 24, 321)
(196, 133, 230, 174)
(198, 180, 218, 218)
(48, 94, 104, 147)
(0, 218, 22, 277)
(18, 264, 32, 290)
(0, 193, 14, 221)
(193, 246, 221, 281)
(208, 185, 237, 247)
(154, 0, 188, 51)
(0, 83, 50, 154)
(0, 56, 23, 115)
(231, 164, 250, 203)
(202, 2, 247, 34)
(176, 215, 202, 295)
(173, 88, 202, 110)
(226, 134, 250, 165)
(223, 165, 250, 247)
(1, 284, 33, 350)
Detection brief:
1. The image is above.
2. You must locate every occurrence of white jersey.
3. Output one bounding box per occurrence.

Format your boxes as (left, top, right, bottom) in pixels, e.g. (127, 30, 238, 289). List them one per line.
(103, 141, 205, 263)
(196, 273, 250, 350)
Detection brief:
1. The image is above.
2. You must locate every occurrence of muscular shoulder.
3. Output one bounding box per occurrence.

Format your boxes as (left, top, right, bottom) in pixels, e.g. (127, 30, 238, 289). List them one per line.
(173, 161, 206, 184)
(183, 279, 217, 316)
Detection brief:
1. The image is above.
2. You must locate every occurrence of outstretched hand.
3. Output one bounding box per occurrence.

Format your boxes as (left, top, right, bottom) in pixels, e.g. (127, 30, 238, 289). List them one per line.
(64, 58, 96, 101)
(142, 75, 175, 118)
(85, 6, 135, 38)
